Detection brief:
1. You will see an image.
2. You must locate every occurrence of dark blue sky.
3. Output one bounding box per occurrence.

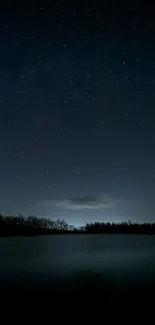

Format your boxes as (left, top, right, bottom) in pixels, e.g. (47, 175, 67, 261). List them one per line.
(0, 1, 155, 225)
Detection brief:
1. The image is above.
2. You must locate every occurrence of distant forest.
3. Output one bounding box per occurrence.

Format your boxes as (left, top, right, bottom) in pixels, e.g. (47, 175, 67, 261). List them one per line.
(0, 214, 155, 236)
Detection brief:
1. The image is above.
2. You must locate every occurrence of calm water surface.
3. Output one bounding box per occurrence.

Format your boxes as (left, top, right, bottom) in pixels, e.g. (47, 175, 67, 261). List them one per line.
(0, 234, 155, 290)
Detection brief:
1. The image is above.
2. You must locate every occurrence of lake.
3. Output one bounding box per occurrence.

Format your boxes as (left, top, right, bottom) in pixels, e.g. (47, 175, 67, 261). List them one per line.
(1, 234, 155, 303)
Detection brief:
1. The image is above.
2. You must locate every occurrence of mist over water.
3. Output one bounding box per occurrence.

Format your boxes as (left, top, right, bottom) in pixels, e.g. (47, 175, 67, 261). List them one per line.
(1, 234, 155, 293)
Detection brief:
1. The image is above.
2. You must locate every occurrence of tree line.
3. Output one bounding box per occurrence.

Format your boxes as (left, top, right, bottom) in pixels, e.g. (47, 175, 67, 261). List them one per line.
(0, 214, 155, 236)
(0, 215, 73, 236)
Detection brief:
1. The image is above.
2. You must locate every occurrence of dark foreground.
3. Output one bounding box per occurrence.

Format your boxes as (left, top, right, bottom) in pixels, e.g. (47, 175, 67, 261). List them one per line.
(1, 234, 155, 310)
(1, 275, 155, 314)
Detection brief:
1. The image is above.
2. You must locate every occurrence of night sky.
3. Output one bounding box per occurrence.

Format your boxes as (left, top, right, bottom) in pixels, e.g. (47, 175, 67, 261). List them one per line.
(0, 1, 155, 226)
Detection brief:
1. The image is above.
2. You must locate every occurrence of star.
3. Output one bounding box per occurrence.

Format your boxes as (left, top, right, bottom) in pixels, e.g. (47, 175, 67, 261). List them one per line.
(0, 1, 154, 228)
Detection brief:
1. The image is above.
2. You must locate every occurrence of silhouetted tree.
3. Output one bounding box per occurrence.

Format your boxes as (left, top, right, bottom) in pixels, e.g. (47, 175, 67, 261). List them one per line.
(0, 214, 155, 236)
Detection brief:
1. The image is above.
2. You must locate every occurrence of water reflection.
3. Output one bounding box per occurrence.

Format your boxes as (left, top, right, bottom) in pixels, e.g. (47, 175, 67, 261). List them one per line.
(0, 234, 155, 288)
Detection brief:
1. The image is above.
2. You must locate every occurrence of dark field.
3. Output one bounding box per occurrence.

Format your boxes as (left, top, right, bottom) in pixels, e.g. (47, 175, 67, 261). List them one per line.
(1, 234, 155, 308)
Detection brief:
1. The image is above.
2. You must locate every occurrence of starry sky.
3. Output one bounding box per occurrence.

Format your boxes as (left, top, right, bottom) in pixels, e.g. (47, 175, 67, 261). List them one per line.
(0, 1, 155, 226)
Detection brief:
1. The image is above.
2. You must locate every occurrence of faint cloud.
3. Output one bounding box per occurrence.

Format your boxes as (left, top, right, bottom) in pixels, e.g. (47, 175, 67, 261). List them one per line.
(37, 194, 132, 214)
(55, 195, 111, 210)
